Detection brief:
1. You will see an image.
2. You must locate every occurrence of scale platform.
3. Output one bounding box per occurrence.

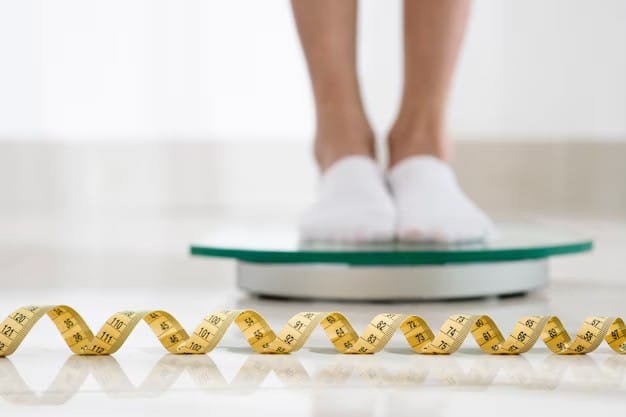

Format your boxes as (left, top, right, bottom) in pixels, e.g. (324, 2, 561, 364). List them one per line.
(190, 224, 592, 301)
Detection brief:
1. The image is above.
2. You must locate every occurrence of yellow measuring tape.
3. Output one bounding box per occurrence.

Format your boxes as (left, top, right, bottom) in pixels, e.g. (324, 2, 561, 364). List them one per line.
(1, 306, 625, 357)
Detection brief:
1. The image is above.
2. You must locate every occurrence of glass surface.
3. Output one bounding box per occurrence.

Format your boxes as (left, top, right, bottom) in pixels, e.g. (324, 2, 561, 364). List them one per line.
(190, 223, 592, 265)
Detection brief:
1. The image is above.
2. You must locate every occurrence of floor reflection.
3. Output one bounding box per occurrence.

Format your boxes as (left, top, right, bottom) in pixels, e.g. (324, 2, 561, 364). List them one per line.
(1, 352, 625, 405)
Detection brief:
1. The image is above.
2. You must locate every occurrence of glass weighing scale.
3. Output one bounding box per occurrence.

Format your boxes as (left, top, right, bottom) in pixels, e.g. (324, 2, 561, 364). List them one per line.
(191, 224, 592, 300)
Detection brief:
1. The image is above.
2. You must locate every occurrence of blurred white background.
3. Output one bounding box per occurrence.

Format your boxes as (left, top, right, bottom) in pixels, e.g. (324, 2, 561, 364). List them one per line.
(0, 1, 625, 289)
(1, 0, 625, 142)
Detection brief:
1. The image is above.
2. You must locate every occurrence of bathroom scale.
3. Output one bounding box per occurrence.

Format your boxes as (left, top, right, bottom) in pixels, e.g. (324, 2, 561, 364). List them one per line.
(190, 224, 592, 301)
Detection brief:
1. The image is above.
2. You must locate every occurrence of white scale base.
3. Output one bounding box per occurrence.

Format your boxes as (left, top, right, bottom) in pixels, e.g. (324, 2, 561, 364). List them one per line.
(237, 259, 548, 301)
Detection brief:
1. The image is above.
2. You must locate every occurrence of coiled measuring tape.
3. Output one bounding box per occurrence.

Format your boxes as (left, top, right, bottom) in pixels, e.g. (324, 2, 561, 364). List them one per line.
(1, 305, 625, 356)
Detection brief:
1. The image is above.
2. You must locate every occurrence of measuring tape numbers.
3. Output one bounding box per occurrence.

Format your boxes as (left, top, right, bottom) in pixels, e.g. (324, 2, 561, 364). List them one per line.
(1, 306, 625, 357)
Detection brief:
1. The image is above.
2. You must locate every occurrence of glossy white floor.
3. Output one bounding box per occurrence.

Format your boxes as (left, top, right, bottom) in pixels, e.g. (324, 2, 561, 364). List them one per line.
(1, 209, 625, 416)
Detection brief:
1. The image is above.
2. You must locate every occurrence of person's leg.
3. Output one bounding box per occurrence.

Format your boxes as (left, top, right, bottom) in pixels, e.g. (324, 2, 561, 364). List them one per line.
(388, 0, 469, 163)
(292, 0, 394, 241)
(387, 0, 493, 242)
(291, 0, 374, 171)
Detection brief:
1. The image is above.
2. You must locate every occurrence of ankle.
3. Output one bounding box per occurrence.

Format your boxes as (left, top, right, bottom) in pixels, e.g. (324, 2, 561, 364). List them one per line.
(314, 118, 376, 171)
(387, 117, 449, 167)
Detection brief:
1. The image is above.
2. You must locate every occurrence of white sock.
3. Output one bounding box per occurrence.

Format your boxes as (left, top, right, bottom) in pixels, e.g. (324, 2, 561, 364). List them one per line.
(387, 156, 494, 242)
(299, 156, 395, 242)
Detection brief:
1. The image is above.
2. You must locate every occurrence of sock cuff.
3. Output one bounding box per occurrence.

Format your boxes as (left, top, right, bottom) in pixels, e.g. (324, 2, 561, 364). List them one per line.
(387, 155, 453, 185)
(322, 155, 382, 185)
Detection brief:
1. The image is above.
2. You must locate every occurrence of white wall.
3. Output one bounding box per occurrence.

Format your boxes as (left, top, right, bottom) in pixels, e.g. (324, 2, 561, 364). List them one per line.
(1, 0, 625, 142)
